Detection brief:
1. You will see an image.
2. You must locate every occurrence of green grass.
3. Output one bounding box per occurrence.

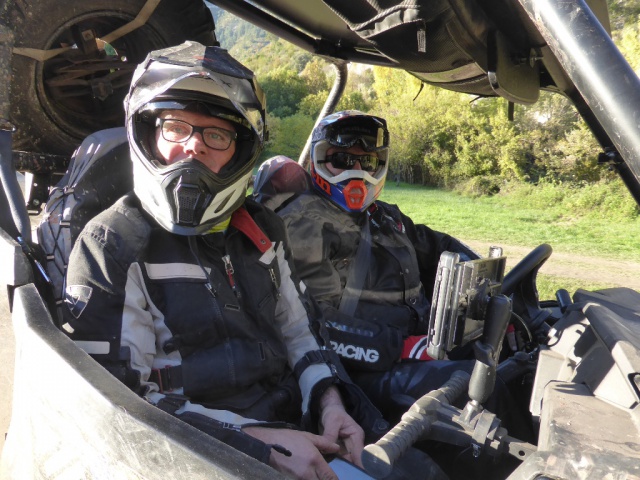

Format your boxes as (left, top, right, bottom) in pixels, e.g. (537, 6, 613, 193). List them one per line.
(380, 182, 640, 299)
(380, 182, 640, 262)
(535, 274, 617, 300)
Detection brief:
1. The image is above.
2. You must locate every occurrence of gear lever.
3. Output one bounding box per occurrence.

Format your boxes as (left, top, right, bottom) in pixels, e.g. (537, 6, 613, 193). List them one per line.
(461, 294, 511, 423)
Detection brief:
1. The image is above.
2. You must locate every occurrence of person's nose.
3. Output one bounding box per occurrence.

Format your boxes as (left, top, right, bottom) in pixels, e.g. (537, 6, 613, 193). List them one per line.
(352, 161, 363, 171)
(184, 131, 208, 156)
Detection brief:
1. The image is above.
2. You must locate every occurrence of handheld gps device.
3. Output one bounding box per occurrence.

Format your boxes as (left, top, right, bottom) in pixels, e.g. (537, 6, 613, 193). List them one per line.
(426, 248, 506, 360)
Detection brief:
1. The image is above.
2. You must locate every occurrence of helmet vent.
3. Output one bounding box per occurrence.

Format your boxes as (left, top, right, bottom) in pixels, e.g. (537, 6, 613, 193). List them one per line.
(213, 193, 232, 214)
(174, 182, 207, 225)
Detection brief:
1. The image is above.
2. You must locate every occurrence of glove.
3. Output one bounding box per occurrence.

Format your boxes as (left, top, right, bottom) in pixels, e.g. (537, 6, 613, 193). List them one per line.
(400, 336, 434, 361)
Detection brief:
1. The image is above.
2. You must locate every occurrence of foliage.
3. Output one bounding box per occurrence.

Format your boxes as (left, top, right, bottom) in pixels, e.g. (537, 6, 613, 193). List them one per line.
(547, 124, 603, 182)
(336, 91, 372, 113)
(617, 17, 640, 73)
(454, 176, 503, 197)
(211, 7, 311, 77)
(368, 69, 529, 186)
(211, 3, 640, 204)
(608, 0, 640, 32)
(300, 59, 330, 94)
(298, 92, 328, 119)
(260, 68, 308, 118)
(260, 113, 315, 163)
(211, 6, 270, 53)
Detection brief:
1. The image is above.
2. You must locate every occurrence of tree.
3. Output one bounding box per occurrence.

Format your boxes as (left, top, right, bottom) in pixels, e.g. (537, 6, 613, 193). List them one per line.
(617, 17, 640, 74)
(298, 92, 328, 118)
(260, 113, 315, 162)
(336, 91, 371, 112)
(545, 123, 606, 182)
(261, 68, 308, 118)
(300, 58, 330, 94)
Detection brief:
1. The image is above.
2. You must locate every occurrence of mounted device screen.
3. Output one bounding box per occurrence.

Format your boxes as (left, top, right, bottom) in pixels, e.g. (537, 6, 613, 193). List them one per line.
(427, 250, 507, 359)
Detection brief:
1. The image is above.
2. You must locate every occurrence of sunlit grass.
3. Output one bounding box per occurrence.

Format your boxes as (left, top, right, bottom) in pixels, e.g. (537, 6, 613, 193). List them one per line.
(380, 182, 640, 262)
(535, 273, 617, 300)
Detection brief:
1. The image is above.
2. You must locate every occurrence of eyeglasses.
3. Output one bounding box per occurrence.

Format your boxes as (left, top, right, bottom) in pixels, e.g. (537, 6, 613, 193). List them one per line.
(157, 118, 237, 150)
(321, 152, 382, 172)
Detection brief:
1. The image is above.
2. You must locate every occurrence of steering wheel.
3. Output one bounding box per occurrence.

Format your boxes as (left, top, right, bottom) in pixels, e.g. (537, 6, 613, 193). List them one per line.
(501, 244, 553, 297)
(501, 244, 553, 334)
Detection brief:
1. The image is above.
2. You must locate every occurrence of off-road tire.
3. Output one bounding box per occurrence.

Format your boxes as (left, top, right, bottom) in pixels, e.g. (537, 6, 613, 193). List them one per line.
(1, 0, 216, 155)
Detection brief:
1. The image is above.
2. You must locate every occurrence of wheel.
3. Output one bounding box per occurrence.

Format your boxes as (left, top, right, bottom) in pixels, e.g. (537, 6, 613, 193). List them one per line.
(501, 244, 553, 297)
(2, 0, 216, 156)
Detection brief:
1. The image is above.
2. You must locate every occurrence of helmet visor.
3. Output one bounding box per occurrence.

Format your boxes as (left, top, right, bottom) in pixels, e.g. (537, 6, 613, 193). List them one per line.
(141, 99, 254, 134)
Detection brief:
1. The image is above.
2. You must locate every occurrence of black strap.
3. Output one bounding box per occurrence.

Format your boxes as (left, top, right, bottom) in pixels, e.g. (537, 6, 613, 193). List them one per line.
(293, 349, 334, 379)
(339, 215, 372, 317)
(149, 365, 184, 393)
(155, 393, 189, 415)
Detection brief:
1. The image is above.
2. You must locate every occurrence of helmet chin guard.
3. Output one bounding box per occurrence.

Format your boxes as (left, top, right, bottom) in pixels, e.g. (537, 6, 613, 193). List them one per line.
(171, 173, 212, 226)
(133, 157, 251, 235)
(342, 180, 368, 211)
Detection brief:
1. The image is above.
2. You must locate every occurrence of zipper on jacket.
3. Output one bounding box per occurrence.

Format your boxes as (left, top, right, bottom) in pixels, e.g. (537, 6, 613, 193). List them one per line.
(268, 267, 281, 299)
(204, 281, 217, 299)
(222, 254, 242, 300)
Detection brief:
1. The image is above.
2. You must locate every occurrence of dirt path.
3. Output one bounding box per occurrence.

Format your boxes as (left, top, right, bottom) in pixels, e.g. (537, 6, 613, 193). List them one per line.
(465, 241, 640, 290)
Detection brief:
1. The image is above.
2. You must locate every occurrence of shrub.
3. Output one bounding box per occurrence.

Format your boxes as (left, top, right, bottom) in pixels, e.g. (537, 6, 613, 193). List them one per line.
(455, 176, 502, 197)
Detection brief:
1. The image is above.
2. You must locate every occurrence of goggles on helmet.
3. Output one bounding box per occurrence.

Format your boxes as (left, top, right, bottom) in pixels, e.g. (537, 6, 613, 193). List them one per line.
(320, 152, 382, 172)
(156, 118, 237, 151)
(324, 121, 389, 152)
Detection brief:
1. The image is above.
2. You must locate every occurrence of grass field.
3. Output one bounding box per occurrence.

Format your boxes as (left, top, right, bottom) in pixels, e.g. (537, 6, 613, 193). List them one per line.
(379, 182, 640, 298)
(380, 182, 640, 261)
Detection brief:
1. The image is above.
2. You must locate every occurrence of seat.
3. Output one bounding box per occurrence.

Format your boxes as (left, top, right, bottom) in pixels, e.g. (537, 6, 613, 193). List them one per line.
(252, 155, 312, 211)
(36, 127, 132, 325)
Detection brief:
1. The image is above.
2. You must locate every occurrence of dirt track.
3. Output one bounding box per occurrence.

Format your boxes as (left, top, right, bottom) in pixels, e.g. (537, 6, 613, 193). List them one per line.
(465, 241, 640, 291)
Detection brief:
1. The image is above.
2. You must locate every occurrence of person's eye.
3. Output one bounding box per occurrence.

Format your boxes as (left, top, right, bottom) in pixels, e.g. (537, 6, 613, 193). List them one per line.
(205, 129, 231, 142)
(167, 123, 189, 135)
(205, 131, 224, 141)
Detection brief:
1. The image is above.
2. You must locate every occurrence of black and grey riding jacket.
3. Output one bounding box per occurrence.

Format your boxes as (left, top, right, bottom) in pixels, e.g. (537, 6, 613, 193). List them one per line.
(278, 192, 478, 373)
(63, 194, 354, 461)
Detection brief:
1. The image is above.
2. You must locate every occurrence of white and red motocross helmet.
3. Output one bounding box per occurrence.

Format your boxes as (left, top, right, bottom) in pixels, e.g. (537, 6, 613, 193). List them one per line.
(125, 41, 266, 235)
(310, 110, 389, 213)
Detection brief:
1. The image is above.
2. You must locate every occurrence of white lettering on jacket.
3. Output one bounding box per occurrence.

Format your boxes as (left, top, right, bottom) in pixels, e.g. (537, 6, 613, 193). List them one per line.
(330, 341, 380, 363)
